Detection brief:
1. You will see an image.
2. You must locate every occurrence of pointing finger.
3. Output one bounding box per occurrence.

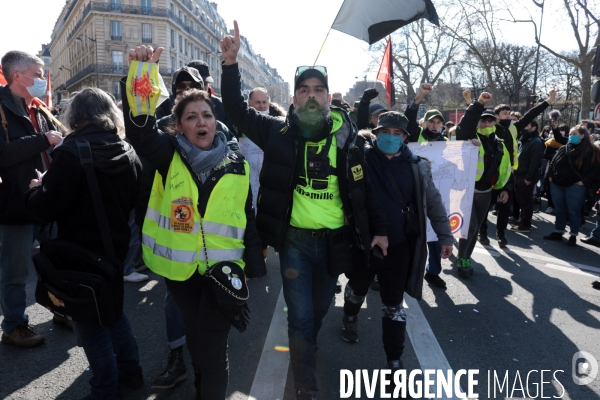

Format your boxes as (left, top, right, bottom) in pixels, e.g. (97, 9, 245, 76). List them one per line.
(233, 20, 240, 42)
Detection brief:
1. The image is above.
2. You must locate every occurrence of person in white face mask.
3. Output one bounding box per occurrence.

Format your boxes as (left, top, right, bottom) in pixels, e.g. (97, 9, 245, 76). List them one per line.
(0, 50, 63, 348)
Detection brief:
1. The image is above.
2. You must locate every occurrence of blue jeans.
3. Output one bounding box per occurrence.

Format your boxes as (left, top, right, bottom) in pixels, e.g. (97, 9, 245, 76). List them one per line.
(72, 313, 141, 400)
(426, 241, 442, 275)
(550, 182, 587, 236)
(123, 211, 143, 276)
(164, 287, 186, 349)
(0, 224, 40, 333)
(279, 227, 338, 395)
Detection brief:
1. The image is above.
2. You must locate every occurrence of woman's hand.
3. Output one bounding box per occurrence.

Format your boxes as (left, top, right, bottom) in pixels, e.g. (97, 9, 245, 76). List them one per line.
(29, 179, 41, 189)
(220, 20, 240, 65)
(128, 45, 164, 63)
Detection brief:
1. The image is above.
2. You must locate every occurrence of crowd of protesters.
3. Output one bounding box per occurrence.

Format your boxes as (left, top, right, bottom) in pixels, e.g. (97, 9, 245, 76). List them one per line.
(1, 19, 600, 400)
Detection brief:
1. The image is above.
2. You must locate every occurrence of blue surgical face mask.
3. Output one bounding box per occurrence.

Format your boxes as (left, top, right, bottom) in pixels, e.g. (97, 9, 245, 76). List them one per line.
(569, 135, 581, 145)
(377, 133, 403, 154)
(451, 136, 457, 141)
(19, 74, 47, 98)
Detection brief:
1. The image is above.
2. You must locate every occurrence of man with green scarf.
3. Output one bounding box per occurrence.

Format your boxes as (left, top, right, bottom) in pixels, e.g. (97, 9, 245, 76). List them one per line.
(455, 91, 512, 277)
(219, 22, 388, 400)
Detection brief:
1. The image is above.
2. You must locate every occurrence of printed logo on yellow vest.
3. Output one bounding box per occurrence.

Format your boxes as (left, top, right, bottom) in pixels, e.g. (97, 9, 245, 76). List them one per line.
(171, 197, 194, 233)
(351, 165, 363, 181)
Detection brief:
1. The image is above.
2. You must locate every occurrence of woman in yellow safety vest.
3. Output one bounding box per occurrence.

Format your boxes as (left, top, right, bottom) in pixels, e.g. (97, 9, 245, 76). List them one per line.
(124, 45, 266, 400)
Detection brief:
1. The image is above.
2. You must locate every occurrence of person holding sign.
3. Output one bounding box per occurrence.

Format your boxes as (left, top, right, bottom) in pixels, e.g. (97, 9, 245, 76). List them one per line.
(124, 45, 266, 400)
(455, 91, 513, 277)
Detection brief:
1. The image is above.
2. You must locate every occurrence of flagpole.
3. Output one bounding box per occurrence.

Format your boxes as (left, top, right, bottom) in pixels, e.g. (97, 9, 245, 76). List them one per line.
(313, 0, 347, 66)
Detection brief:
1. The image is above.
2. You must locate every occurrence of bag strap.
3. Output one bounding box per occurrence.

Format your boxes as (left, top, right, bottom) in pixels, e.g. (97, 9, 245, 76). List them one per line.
(75, 140, 118, 263)
(385, 164, 411, 213)
(0, 104, 8, 143)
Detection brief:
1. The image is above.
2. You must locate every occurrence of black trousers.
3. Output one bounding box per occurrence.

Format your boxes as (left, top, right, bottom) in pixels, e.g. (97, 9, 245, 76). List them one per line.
(344, 240, 412, 360)
(514, 175, 539, 228)
(480, 190, 512, 236)
(165, 272, 231, 400)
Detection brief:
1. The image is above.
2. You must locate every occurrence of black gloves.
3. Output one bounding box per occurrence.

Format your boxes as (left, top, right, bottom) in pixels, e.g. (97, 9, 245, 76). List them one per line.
(361, 88, 379, 102)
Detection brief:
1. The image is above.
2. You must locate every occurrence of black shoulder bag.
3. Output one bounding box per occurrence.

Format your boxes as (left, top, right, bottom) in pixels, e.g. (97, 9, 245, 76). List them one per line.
(33, 140, 124, 326)
(386, 165, 421, 237)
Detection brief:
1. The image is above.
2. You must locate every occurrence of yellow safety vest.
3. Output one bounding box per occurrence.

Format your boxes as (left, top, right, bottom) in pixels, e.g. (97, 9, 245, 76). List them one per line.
(290, 111, 345, 230)
(142, 152, 250, 281)
(418, 128, 448, 142)
(508, 124, 519, 170)
(474, 133, 511, 189)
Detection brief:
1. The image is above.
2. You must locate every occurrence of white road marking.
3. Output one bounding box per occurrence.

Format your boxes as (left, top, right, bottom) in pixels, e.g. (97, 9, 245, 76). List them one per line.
(404, 295, 466, 400)
(248, 288, 290, 400)
(543, 263, 598, 278)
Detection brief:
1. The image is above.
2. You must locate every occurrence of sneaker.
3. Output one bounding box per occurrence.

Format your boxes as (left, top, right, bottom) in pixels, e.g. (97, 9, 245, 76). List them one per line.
(566, 236, 577, 246)
(509, 219, 521, 226)
(545, 207, 554, 214)
(478, 235, 490, 245)
(152, 347, 187, 389)
(592, 281, 600, 290)
(134, 265, 148, 272)
(1, 323, 45, 348)
(491, 210, 498, 216)
(424, 272, 447, 288)
(543, 232, 563, 241)
(508, 216, 517, 222)
(511, 224, 531, 233)
(581, 236, 600, 247)
(497, 232, 508, 248)
(119, 365, 144, 389)
(387, 359, 404, 372)
(53, 314, 73, 331)
(341, 314, 358, 343)
(455, 257, 473, 277)
(370, 275, 380, 291)
(124, 271, 149, 283)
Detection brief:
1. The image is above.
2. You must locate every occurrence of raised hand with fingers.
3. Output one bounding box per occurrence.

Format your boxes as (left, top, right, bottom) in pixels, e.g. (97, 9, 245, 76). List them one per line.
(415, 83, 433, 104)
(478, 92, 492, 104)
(220, 20, 240, 65)
(462, 89, 472, 104)
(546, 89, 557, 105)
(128, 45, 164, 63)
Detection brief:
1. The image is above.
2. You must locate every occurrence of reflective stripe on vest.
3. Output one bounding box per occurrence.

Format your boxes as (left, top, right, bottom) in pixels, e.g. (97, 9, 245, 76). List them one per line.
(142, 152, 250, 281)
(475, 143, 485, 181)
(474, 135, 511, 188)
(508, 124, 519, 170)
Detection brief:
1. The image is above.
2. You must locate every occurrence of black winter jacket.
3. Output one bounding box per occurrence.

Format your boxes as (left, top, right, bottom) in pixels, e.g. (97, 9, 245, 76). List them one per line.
(456, 101, 512, 193)
(221, 63, 387, 254)
(121, 82, 266, 278)
(514, 131, 544, 181)
(549, 143, 600, 190)
(0, 86, 56, 224)
(26, 124, 142, 261)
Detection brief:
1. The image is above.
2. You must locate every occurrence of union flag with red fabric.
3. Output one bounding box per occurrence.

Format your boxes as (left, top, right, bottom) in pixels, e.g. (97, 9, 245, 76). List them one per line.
(377, 37, 396, 108)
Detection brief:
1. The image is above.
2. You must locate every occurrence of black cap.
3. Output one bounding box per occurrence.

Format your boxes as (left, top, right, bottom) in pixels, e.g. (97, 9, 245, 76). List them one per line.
(172, 67, 204, 93)
(294, 69, 328, 93)
(372, 111, 409, 133)
(480, 109, 496, 120)
(187, 60, 213, 83)
(369, 103, 388, 115)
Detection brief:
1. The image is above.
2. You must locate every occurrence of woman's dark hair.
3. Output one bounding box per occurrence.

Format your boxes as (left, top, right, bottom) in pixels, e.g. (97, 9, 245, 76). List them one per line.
(557, 124, 570, 134)
(571, 125, 600, 168)
(61, 87, 124, 137)
(168, 89, 215, 134)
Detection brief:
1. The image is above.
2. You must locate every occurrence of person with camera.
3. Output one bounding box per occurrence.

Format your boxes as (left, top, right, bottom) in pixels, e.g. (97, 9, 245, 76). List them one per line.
(220, 22, 388, 400)
(124, 44, 266, 400)
(26, 87, 144, 399)
(341, 112, 453, 373)
(543, 125, 600, 246)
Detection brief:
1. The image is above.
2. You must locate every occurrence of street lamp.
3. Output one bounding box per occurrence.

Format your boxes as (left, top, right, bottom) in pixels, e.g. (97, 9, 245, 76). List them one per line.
(76, 34, 99, 88)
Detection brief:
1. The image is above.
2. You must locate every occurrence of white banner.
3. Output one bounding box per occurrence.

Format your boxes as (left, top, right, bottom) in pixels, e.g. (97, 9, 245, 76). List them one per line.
(407, 141, 479, 242)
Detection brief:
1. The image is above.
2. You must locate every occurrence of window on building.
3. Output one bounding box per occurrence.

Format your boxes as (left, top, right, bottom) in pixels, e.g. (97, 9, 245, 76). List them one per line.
(170, 30, 175, 48)
(111, 21, 121, 41)
(141, 0, 151, 13)
(179, 61, 183, 69)
(112, 50, 123, 73)
(170, 3, 174, 13)
(179, 35, 182, 52)
(110, 0, 121, 11)
(184, 39, 188, 55)
(197, 48, 201, 60)
(171, 57, 175, 71)
(142, 24, 152, 43)
(113, 81, 121, 100)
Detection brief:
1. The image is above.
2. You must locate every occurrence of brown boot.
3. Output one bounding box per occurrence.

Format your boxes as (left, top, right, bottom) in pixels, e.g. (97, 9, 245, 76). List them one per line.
(1, 323, 45, 348)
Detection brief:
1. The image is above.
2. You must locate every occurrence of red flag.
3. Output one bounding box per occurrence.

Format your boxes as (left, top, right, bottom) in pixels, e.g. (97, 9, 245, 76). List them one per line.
(0, 65, 7, 85)
(46, 70, 53, 109)
(376, 37, 395, 108)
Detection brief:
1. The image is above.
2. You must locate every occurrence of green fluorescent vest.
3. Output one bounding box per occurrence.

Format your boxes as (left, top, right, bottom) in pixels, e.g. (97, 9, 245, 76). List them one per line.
(289, 111, 345, 230)
(474, 133, 511, 189)
(418, 127, 448, 142)
(508, 124, 519, 170)
(142, 152, 249, 281)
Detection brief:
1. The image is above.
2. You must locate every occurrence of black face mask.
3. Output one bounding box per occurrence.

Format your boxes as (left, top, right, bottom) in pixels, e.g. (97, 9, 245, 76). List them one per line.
(499, 119, 511, 128)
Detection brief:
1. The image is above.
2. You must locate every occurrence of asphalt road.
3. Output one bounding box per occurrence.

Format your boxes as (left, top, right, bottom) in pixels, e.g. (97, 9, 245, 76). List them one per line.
(1, 205, 599, 400)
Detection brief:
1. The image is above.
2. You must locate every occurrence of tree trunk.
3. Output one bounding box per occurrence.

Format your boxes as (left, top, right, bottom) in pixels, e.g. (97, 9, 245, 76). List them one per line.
(580, 58, 593, 119)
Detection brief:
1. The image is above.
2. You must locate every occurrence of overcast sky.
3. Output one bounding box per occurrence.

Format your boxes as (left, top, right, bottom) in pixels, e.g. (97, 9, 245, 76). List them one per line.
(0, 0, 579, 97)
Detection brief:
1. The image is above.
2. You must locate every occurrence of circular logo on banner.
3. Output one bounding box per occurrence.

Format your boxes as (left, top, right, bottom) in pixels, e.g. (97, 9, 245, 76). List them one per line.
(448, 213, 463, 234)
(174, 205, 192, 222)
